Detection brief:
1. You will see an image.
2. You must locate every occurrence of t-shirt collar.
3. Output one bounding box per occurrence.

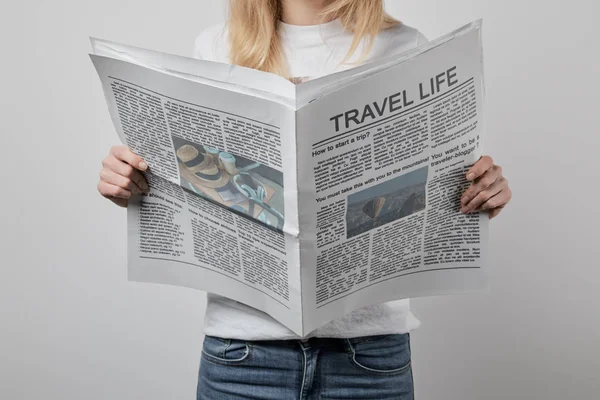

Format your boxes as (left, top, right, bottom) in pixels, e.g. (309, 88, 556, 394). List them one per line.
(278, 18, 344, 39)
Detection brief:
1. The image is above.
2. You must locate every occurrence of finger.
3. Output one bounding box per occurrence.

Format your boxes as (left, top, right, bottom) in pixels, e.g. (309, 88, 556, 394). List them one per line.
(100, 168, 143, 194)
(130, 170, 149, 193)
(460, 166, 501, 206)
(102, 155, 149, 192)
(110, 146, 148, 171)
(97, 180, 132, 200)
(466, 155, 494, 181)
(477, 186, 512, 211)
(461, 178, 506, 213)
(109, 197, 128, 208)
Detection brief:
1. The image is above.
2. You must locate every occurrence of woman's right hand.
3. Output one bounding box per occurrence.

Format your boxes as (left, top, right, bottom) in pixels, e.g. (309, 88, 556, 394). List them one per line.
(98, 145, 150, 207)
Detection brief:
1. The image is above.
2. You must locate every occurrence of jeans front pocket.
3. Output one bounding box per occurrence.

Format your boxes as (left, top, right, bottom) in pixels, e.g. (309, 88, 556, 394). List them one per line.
(346, 333, 412, 375)
(201, 335, 251, 365)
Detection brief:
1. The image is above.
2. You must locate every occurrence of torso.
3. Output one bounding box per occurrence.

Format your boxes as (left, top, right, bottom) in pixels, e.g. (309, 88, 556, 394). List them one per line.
(193, 19, 427, 339)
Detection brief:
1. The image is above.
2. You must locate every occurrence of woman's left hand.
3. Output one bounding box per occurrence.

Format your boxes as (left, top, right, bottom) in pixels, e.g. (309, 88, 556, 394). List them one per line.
(460, 155, 512, 219)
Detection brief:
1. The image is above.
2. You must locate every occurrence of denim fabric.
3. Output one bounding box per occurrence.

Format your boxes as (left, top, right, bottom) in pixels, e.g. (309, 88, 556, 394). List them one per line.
(197, 333, 414, 400)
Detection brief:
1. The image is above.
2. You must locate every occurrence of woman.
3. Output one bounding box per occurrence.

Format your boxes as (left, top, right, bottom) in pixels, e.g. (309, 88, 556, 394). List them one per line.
(97, 0, 512, 398)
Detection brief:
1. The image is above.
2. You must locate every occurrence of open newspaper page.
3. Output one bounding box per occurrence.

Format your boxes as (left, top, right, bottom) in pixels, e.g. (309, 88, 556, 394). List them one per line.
(91, 55, 304, 334)
(295, 23, 488, 333)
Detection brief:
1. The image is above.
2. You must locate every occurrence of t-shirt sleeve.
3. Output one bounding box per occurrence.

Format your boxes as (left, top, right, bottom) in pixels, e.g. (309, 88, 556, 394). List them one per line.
(416, 31, 429, 46)
(192, 38, 202, 59)
(192, 29, 210, 60)
(191, 23, 228, 61)
(383, 24, 428, 56)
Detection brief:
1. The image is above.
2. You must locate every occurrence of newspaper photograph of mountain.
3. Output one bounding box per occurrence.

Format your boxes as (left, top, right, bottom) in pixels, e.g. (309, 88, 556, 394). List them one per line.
(172, 135, 285, 233)
(346, 166, 428, 238)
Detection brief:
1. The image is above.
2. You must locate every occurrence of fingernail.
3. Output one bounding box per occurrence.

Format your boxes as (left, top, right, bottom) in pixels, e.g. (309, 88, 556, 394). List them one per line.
(139, 161, 148, 171)
(460, 197, 467, 205)
(460, 207, 468, 214)
(466, 173, 475, 181)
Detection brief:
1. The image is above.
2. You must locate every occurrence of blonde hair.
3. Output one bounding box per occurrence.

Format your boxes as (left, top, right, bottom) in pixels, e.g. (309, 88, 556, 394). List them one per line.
(228, 0, 399, 78)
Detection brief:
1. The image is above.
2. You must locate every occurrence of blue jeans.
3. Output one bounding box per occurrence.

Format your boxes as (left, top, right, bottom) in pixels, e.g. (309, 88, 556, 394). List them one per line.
(197, 333, 414, 399)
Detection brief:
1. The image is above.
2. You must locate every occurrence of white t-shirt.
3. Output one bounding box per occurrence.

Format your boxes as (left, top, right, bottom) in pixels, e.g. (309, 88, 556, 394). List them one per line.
(193, 19, 427, 340)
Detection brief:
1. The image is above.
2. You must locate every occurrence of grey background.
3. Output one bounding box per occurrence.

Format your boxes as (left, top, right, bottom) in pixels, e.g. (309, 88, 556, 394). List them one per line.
(1, 0, 598, 399)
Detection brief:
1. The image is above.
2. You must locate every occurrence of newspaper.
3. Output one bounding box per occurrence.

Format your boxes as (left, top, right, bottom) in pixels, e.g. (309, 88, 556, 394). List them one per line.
(91, 20, 488, 336)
